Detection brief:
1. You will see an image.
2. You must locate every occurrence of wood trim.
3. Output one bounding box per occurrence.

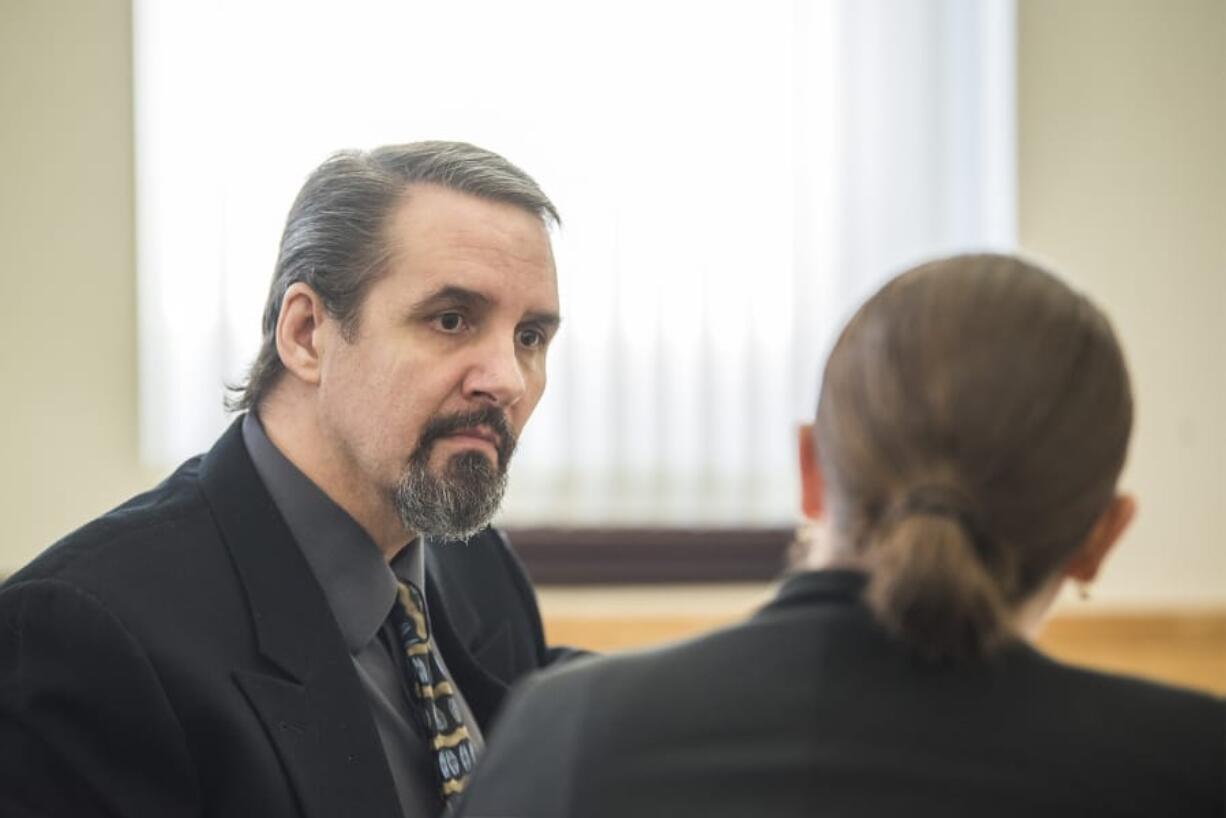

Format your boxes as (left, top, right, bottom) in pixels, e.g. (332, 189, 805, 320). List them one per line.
(506, 527, 795, 585)
(1037, 613, 1226, 695)
(541, 609, 1226, 696)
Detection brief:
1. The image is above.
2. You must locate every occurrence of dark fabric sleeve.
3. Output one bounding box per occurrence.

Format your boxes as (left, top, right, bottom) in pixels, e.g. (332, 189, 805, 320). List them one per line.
(0, 579, 200, 817)
(543, 644, 594, 665)
(456, 667, 594, 818)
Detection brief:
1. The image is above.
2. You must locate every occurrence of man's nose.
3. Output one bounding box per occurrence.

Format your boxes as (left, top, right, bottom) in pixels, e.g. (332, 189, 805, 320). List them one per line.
(463, 335, 527, 408)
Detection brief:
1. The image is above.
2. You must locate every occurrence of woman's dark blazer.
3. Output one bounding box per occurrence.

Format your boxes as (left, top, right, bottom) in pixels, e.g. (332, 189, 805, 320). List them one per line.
(459, 570, 1225, 818)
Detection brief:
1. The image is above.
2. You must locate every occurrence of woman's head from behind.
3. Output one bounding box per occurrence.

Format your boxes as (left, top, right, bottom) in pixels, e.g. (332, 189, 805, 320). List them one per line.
(808, 254, 1134, 661)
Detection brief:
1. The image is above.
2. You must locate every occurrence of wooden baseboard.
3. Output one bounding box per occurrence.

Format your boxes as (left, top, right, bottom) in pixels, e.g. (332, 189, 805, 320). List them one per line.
(543, 611, 1226, 696)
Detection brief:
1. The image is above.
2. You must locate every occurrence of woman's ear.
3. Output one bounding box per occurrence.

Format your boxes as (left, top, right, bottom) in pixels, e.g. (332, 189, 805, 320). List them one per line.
(1063, 494, 1137, 583)
(797, 424, 825, 520)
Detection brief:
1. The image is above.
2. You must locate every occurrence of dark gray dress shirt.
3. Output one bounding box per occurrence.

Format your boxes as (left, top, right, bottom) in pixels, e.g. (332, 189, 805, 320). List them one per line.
(242, 413, 483, 817)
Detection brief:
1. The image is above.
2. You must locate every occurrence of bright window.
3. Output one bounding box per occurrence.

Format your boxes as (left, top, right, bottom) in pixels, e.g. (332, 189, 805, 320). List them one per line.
(135, 0, 1015, 526)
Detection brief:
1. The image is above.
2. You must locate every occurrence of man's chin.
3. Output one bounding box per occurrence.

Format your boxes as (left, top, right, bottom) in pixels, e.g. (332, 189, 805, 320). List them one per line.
(427, 445, 498, 476)
(394, 451, 508, 542)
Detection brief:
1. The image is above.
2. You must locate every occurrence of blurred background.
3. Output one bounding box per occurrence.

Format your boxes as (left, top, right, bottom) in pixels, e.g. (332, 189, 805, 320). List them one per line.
(1, 0, 1223, 691)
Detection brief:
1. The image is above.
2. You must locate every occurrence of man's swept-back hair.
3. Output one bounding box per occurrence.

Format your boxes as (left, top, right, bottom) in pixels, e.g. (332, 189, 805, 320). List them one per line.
(228, 140, 560, 412)
(815, 254, 1132, 662)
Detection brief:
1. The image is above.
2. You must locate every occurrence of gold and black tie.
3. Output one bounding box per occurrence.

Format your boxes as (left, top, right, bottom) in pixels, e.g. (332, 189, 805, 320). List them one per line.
(389, 580, 477, 804)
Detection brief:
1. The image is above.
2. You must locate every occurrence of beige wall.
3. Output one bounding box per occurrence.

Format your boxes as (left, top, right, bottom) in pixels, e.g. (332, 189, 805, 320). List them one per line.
(1, 0, 157, 573)
(1018, 0, 1226, 605)
(1, 1, 1223, 603)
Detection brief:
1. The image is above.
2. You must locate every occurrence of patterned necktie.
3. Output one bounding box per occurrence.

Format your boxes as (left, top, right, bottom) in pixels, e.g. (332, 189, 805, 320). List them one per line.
(388, 580, 478, 805)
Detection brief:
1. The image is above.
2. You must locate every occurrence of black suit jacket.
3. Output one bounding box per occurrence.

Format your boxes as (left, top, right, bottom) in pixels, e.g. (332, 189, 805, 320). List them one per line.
(0, 419, 564, 817)
(460, 570, 1226, 818)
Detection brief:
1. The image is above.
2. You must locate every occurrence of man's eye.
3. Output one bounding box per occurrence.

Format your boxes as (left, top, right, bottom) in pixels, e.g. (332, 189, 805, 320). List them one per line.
(517, 328, 544, 349)
(436, 312, 467, 333)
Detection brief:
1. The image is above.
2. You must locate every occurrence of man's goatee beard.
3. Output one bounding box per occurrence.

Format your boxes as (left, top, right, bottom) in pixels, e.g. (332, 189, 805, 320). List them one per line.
(392, 407, 516, 542)
(393, 449, 508, 542)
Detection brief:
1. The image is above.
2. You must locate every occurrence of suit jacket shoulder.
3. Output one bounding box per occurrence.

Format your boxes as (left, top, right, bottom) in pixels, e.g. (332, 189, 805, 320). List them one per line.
(459, 570, 1226, 818)
(2, 419, 571, 818)
(1, 422, 407, 817)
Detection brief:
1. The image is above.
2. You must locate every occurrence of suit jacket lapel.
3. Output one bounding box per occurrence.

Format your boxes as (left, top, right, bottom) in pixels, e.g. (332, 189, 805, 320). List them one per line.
(425, 568, 510, 731)
(198, 419, 401, 818)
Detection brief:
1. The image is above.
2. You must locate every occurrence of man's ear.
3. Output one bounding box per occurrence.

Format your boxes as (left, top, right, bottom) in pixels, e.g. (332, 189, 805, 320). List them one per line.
(797, 424, 824, 520)
(274, 282, 329, 387)
(1063, 494, 1137, 583)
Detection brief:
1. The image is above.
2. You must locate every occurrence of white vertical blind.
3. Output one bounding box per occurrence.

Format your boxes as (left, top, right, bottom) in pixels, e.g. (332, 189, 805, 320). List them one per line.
(135, 0, 1016, 526)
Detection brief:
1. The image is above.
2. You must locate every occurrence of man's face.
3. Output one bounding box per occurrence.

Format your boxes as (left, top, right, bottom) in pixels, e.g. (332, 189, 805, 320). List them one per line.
(316, 183, 559, 541)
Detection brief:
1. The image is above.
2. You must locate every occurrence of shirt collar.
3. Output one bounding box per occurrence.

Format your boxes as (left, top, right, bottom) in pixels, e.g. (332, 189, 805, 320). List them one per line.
(242, 412, 419, 654)
(389, 530, 427, 595)
(760, 568, 870, 617)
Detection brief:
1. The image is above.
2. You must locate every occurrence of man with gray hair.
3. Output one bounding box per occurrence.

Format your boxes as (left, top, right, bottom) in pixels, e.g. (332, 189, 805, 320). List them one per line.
(0, 141, 575, 817)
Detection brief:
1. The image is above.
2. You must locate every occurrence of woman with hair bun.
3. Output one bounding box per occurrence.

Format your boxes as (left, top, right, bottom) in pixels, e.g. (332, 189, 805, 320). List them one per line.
(459, 254, 1224, 818)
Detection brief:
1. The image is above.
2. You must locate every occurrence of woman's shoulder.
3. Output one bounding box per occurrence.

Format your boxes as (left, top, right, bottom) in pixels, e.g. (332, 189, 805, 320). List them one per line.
(1024, 647, 1225, 741)
(1024, 645, 1224, 714)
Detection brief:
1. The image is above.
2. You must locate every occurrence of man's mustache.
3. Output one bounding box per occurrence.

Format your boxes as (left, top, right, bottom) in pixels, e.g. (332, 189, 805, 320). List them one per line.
(413, 407, 517, 469)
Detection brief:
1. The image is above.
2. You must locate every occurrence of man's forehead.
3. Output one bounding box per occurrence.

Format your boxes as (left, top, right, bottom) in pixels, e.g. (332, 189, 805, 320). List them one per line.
(391, 184, 549, 238)
(385, 185, 556, 273)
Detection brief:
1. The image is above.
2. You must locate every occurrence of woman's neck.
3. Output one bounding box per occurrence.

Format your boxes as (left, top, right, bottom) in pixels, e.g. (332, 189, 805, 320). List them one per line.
(798, 519, 1064, 642)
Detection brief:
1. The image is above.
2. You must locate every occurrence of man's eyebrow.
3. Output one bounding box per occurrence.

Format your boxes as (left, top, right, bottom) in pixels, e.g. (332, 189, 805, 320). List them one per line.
(408, 285, 562, 329)
(522, 310, 562, 331)
(408, 285, 492, 314)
